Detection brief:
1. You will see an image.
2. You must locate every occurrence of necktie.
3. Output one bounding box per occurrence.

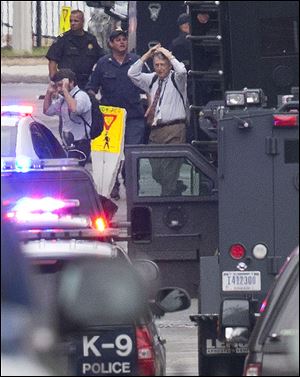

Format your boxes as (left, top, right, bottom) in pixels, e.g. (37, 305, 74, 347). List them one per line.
(146, 79, 163, 126)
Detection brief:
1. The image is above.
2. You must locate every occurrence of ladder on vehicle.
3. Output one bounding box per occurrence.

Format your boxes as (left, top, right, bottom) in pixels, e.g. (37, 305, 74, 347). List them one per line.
(185, 1, 225, 139)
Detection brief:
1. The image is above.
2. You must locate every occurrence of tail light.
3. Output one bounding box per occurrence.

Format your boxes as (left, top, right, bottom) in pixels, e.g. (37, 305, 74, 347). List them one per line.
(244, 363, 262, 376)
(273, 114, 298, 127)
(94, 216, 107, 232)
(136, 326, 155, 376)
(229, 244, 246, 259)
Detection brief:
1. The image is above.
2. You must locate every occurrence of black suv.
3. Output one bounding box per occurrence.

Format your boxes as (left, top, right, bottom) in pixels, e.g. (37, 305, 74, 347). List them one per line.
(244, 247, 299, 376)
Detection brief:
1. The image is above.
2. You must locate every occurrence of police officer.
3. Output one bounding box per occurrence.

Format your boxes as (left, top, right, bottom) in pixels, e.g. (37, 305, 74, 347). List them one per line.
(169, 13, 191, 71)
(86, 29, 146, 199)
(46, 9, 104, 89)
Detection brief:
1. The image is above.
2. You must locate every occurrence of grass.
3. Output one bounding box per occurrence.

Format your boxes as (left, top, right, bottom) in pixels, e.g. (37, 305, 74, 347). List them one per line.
(1, 47, 49, 58)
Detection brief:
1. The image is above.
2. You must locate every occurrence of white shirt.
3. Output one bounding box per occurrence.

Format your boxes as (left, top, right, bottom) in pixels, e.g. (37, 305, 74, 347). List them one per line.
(128, 58, 187, 124)
(45, 86, 92, 141)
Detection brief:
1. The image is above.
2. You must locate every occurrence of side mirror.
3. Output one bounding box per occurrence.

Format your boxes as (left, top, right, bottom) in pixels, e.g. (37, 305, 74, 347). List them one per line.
(155, 287, 191, 313)
(220, 299, 252, 343)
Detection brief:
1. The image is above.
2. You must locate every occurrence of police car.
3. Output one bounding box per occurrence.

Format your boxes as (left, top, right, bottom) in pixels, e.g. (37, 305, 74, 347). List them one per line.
(2, 186, 191, 376)
(1, 104, 66, 159)
(1, 157, 111, 228)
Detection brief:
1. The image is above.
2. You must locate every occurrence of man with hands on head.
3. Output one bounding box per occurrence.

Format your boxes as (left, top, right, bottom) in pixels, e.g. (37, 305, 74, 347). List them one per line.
(43, 68, 92, 166)
(128, 45, 188, 196)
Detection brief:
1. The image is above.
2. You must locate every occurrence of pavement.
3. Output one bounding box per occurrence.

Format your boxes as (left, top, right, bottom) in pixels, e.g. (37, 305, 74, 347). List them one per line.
(1, 57, 49, 83)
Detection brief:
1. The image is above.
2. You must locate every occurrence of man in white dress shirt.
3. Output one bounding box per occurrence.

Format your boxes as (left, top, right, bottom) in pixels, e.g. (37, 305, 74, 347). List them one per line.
(128, 45, 188, 196)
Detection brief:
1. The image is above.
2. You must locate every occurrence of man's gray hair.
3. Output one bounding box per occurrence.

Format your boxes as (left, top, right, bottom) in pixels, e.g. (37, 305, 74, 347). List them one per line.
(153, 52, 169, 61)
(153, 51, 172, 66)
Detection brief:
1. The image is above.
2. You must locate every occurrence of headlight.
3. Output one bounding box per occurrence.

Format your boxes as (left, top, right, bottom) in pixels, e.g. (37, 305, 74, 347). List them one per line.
(225, 91, 246, 107)
(225, 88, 265, 108)
(246, 91, 260, 104)
(245, 89, 265, 105)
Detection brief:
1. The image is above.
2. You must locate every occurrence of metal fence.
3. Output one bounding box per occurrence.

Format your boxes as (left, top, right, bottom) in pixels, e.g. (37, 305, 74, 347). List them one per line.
(1, 1, 94, 48)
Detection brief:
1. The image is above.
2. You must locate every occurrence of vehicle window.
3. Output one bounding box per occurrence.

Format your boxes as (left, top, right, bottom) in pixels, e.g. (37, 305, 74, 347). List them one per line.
(267, 281, 299, 337)
(30, 122, 66, 159)
(260, 17, 298, 57)
(138, 157, 215, 197)
(1, 126, 17, 157)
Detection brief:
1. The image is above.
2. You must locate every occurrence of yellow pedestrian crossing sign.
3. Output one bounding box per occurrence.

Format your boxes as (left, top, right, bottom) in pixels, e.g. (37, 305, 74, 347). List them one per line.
(91, 106, 126, 154)
(59, 6, 71, 34)
(91, 106, 127, 197)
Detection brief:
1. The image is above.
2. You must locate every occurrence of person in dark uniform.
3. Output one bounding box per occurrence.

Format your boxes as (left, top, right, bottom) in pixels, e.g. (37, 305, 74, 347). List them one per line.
(169, 13, 191, 72)
(169, 14, 193, 141)
(86, 29, 146, 200)
(46, 9, 104, 89)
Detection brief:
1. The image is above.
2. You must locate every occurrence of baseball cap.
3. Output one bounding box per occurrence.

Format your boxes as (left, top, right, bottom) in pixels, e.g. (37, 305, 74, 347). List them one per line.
(109, 28, 127, 41)
(177, 13, 190, 26)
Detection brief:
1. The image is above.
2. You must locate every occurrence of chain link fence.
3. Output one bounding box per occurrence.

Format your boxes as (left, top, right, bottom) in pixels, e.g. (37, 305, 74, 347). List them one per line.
(1, 1, 100, 48)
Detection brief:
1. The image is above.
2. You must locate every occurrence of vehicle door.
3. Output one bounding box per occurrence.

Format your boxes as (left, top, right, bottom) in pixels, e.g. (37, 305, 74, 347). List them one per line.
(217, 109, 289, 300)
(125, 143, 218, 295)
(272, 107, 299, 260)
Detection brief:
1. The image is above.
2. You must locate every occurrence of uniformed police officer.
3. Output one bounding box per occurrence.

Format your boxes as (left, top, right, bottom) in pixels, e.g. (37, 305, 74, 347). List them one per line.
(86, 29, 146, 199)
(46, 9, 104, 89)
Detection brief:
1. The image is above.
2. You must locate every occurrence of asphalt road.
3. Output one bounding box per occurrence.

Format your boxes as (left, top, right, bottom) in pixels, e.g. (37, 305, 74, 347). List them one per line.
(1, 83, 199, 376)
(1, 82, 59, 137)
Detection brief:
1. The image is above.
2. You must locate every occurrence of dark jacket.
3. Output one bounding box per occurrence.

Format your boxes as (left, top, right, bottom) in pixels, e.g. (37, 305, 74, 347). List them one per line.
(86, 53, 145, 120)
(46, 30, 104, 88)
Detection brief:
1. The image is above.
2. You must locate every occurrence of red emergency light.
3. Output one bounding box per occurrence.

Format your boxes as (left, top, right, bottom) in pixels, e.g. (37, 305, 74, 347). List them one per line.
(273, 114, 298, 127)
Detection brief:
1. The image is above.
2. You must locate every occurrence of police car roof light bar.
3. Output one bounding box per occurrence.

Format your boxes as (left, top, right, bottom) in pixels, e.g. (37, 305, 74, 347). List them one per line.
(1, 105, 33, 115)
(11, 197, 80, 213)
(1, 158, 80, 172)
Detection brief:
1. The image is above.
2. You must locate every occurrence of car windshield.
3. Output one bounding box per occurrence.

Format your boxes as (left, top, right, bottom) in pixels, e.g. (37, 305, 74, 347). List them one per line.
(1, 126, 17, 157)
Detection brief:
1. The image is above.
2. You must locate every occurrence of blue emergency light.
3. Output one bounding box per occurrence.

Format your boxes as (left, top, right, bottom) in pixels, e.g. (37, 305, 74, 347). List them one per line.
(1, 105, 33, 115)
(15, 156, 32, 173)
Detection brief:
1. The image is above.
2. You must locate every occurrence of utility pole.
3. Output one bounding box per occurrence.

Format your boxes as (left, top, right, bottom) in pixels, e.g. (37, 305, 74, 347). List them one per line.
(12, 1, 32, 53)
(36, 1, 42, 48)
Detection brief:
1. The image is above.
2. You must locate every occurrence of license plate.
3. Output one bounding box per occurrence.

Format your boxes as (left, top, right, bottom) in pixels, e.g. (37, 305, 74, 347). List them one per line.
(71, 327, 137, 376)
(222, 271, 261, 291)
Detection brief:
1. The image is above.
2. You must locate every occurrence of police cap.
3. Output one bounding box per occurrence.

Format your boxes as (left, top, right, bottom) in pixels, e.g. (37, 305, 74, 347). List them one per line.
(109, 28, 127, 41)
(177, 13, 190, 26)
